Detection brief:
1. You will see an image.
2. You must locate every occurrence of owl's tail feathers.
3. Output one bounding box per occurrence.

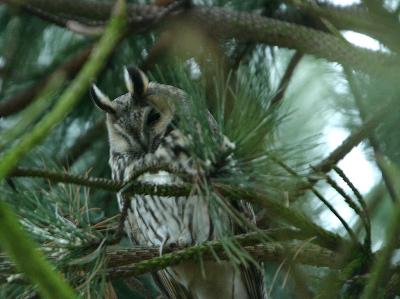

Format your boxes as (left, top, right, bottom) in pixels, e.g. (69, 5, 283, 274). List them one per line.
(152, 270, 193, 299)
(153, 261, 266, 299)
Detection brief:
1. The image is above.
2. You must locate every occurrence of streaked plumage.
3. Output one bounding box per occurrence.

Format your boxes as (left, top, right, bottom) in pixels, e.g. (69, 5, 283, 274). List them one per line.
(91, 66, 265, 299)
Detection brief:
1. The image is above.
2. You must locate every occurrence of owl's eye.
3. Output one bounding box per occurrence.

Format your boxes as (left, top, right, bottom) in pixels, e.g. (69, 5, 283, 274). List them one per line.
(146, 108, 161, 126)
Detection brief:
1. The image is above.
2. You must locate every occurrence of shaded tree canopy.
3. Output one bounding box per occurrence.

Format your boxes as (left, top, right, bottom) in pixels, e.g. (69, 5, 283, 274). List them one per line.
(0, 0, 400, 298)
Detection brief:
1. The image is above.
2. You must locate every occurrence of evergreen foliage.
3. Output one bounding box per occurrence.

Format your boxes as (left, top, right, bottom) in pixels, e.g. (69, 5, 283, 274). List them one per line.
(1, 0, 400, 298)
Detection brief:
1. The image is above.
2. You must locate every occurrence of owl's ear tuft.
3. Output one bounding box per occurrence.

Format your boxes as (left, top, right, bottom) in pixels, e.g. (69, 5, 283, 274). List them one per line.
(124, 66, 149, 97)
(90, 84, 116, 114)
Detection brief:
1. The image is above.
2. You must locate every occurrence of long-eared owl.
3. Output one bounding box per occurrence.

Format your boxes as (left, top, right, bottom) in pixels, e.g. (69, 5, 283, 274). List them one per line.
(90, 66, 265, 299)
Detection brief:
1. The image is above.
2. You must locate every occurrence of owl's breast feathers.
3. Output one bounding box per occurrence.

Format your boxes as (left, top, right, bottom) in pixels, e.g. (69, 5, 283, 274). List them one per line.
(110, 128, 214, 248)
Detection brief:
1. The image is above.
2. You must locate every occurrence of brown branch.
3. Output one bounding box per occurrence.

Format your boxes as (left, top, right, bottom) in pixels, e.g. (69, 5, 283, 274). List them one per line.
(3, 0, 400, 75)
(0, 46, 92, 117)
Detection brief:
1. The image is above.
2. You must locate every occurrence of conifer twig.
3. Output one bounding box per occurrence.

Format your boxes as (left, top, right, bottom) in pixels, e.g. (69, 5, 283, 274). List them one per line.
(271, 157, 359, 245)
(219, 186, 344, 250)
(333, 166, 371, 247)
(324, 174, 370, 248)
(333, 166, 368, 218)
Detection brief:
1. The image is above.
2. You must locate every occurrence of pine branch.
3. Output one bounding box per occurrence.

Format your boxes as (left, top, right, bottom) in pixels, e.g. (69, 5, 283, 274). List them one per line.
(10, 166, 347, 250)
(272, 158, 360, 246)
(4, 0, 400, 75)
(333, 166, 369, 221)
(324, 173, 370, 248)
(10, 167, 191, 197)
(0, 228, 333, 279)
(103, 228, 311, 265)
(224, 186, 345, 251)
(0, 2, 128, 298)
(333, 166, 371, 247)
(106, 241, 340, 278)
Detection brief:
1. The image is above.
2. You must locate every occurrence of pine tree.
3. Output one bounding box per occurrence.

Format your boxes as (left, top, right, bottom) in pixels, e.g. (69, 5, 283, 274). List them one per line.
(0, 0, 400, 298)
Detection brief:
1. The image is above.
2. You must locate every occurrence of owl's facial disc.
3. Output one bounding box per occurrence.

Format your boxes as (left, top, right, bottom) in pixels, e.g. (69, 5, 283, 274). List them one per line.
(90, 66, 183, 157)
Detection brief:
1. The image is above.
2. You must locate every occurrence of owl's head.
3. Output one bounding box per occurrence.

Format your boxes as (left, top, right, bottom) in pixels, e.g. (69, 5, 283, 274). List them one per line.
(90, 66, 186, 157)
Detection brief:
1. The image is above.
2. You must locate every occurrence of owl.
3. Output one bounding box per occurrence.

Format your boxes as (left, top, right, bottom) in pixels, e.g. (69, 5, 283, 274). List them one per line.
(90, 66, 265, 299)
